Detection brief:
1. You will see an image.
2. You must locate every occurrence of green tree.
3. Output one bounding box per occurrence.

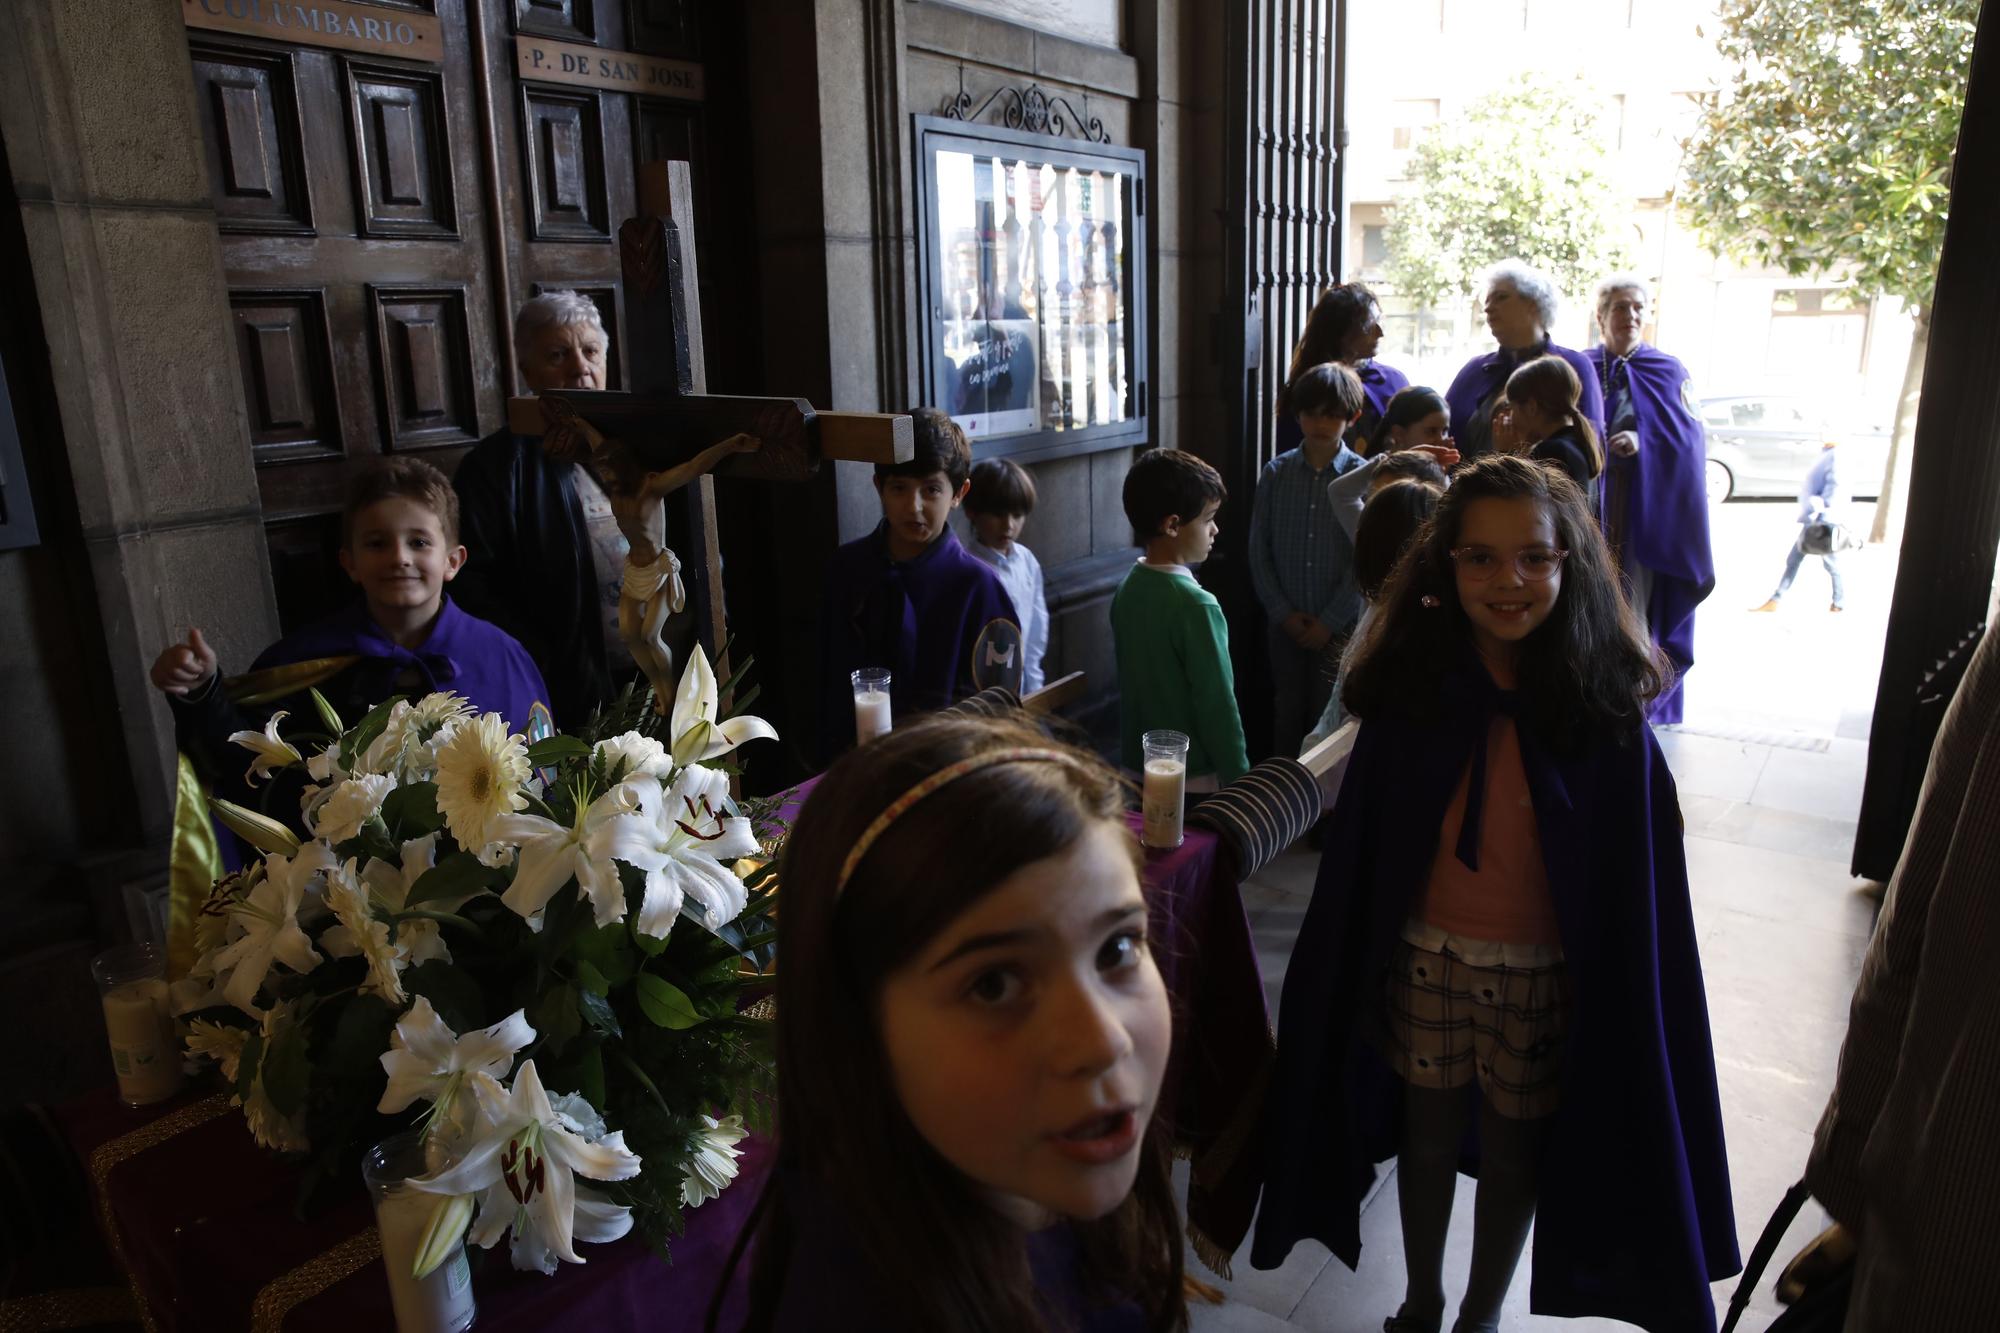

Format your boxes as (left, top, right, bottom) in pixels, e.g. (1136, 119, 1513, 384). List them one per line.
(1678, 0, 1978, 540)
(1385, 74, 1630, 316)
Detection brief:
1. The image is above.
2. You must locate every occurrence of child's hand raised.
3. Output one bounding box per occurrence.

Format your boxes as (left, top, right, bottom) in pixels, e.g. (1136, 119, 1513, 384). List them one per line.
(151, 628, 217, 696)
(1410, 440, 1460, 469)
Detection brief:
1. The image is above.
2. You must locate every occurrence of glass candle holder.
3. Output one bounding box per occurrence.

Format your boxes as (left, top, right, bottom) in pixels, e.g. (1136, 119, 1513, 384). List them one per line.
(852, 668, 893, 742)
(363, 1132, 477, 1333)
(91, 942, 183, 1107)
(1140, 730, 1190, 850)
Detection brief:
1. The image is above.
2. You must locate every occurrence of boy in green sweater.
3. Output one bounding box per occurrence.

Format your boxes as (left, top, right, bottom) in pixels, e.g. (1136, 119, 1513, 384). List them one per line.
(1111, 448, 1249, 787)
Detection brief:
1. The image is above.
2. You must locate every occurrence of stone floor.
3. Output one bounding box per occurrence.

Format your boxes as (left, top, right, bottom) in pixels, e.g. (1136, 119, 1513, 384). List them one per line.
(1187, 501, 1894, 1330)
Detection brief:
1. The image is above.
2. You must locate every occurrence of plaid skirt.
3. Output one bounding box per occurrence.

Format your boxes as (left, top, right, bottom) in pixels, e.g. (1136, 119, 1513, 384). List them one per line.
(1380, 931, 1572, 1120)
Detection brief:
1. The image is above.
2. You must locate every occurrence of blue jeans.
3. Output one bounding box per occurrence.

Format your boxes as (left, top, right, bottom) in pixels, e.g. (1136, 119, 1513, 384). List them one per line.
(1774, 533, 1844, 607)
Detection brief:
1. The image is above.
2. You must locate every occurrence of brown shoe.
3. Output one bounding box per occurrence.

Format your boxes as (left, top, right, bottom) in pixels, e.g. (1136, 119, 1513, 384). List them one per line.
(1830, 603, 1845, 613)
(1751, 599, 1780, 612)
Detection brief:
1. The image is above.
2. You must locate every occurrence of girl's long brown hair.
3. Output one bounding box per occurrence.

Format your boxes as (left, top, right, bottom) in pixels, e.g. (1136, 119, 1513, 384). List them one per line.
(1503, 355, 1605, 479)
(711, 715, 1187, 1333)
(1277, 282, 1379, 418)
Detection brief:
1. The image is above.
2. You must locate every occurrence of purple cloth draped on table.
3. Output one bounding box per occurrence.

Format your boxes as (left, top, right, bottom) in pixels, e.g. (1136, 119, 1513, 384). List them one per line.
(1591, 344, 1716, 724)
(58, 1086, 770, 1332)
(1273, 358, 1410, 456)
(1445, 339, 1607, 462)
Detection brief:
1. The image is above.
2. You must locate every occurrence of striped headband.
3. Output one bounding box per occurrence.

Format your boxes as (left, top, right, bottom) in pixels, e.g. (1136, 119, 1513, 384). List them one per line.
(832, 747, 1088, 899)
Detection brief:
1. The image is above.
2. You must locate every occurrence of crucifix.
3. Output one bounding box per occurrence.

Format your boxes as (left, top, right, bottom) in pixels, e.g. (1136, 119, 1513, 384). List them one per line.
(508, 159, 912, 710)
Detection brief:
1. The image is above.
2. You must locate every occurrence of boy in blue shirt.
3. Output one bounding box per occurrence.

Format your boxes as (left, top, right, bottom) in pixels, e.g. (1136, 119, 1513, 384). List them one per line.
(962, 457, 1049, 694)
(1110, 448, 1248, 787)
(1250, 361, 1369, 757)
(819, 408, 1023, 760)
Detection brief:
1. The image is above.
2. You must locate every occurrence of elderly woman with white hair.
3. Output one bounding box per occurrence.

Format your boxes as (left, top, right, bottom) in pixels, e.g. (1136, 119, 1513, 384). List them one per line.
(1444, 259, 1605, 463)
(453, 291, 677, 724)
(1587, 274, 1714, 724)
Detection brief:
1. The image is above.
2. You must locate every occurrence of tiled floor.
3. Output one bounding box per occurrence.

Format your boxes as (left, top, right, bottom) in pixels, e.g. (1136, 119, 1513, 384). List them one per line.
(1188, 502, 1891, 1330)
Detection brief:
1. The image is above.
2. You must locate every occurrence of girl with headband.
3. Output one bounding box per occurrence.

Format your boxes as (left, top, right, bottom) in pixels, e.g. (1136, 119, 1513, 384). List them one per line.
(712, 714, 1185, 1332)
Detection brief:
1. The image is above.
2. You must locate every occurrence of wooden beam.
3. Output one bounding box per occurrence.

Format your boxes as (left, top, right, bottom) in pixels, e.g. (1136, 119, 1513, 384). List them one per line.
(1298, 720, 1357, 811)
(1023, 671, 1086, 716)
(818, 411, 914, 465)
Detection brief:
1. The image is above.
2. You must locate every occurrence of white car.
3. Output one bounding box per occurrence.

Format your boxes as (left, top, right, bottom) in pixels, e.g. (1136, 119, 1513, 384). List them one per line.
(1699, 395, 1891, 503)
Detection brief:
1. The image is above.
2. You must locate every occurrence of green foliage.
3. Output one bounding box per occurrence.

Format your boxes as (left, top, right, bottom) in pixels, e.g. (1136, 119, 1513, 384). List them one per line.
(1677, 0, 1977, 311)
(1384, 74, 1632, 313)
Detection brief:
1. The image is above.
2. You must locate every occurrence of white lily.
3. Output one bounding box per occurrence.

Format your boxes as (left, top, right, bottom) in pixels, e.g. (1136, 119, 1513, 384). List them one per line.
(591, 731, 674, 783)
(321, 858, 408, 1004)
(666, 647, 777, 766)
(590, 769, 755, 942)
(680, 1113, 748, 1208)
(488, 781, 646, 928)
(228, 712, 302, 784)
(378, 996, 536, 1152)
(408, 1059, 642, 1273)
(305, 742, 347, 785)
(211, 840, 338, 1011)
(311, 772, 397, 844)
(358, 833, 452, 965)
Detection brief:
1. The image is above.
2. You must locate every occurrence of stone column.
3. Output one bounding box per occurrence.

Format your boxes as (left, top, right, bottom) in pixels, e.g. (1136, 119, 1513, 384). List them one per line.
(0, 0, 277, 849)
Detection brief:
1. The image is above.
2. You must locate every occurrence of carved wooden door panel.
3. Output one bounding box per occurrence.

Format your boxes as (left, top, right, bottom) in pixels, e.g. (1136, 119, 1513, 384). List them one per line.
(188, 0, 500, 629)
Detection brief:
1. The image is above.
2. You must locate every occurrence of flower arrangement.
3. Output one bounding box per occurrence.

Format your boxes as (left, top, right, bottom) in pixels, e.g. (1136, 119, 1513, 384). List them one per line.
(176, 646, 779, 1274)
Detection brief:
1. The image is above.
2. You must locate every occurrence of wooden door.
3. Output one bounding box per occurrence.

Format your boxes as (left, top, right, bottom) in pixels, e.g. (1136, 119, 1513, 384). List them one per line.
(185, 0, 719, 632)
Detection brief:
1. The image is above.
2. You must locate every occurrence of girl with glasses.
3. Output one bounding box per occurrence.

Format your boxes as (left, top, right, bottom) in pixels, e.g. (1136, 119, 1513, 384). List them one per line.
(1250, 456, 1739, 1332)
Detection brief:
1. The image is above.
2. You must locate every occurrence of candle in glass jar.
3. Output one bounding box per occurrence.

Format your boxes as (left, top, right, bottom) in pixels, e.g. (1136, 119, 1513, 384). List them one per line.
(102, 978, 181, 1105)
(369, 1173, 476, 1333)
(1141, 758, 1186, 849)
(851, 668, 893, 743)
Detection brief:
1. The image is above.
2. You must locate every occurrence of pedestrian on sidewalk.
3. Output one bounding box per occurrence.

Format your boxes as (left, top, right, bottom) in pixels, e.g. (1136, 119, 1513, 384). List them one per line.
(1250, 456, 1739, 1333)
(1754, 441, 1847, 613)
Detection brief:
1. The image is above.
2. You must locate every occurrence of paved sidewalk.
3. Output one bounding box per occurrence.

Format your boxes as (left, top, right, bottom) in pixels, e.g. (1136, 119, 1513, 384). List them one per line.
(1189, 501, 1890, 1330)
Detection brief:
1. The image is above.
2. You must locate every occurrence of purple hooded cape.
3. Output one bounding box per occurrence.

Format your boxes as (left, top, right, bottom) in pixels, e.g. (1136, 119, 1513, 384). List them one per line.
(1445, 339, 1606, 461)
(1249, 666, 1739, 1331)
(819, 523, 1023, 761)
(1591, 344, 1716, 725)
(1274, 358, 1411, 455)
(256, 595, 551, 732)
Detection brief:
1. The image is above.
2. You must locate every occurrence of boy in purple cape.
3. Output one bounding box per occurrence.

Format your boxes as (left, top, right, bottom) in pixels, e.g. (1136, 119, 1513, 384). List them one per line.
(1590, 276, 1715, 724)
(1446, 260, 1605, 462)
(153, 459, 550, 822)
(818, 408, 1023, 762)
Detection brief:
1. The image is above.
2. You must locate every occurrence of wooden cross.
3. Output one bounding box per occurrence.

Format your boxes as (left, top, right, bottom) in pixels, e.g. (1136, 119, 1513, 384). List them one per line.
(507, 160, 912, 674)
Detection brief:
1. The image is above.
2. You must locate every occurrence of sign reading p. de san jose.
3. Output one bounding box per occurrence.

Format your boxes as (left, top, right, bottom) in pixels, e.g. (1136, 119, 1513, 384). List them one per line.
(515, 37, 705, 101)
(181, 0, 443, 61)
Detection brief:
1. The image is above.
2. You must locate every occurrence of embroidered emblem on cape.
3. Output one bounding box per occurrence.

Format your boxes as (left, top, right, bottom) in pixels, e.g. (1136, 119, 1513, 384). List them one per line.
(972, 618, 1025, 694)
(1679, 377, 1701, 420)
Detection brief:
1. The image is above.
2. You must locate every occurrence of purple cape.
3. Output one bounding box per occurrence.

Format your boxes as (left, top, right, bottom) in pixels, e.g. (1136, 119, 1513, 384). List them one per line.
(819, 524, 1023, 759)
(1249, 671, 1739, 1330)
(1445, 339, 1607, 459)
(257, 595, 552, 732)
(1592, 345, 1715, 724)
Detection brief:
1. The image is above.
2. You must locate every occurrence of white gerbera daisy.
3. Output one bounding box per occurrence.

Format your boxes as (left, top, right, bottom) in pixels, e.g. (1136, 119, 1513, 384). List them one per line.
(434, 713, 531, 851)
(680, 1113, 747, 1207)
(185, 1019, 250, 1084)
(320, 858, 409, 1004)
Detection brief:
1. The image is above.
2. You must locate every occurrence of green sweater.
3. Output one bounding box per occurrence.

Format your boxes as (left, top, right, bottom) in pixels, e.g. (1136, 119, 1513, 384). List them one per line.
(1110, 561, 1249, 783)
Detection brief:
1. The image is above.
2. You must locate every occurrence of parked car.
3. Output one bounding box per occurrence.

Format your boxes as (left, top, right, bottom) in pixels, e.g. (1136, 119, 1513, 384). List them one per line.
(1699, 395, 1890, 503)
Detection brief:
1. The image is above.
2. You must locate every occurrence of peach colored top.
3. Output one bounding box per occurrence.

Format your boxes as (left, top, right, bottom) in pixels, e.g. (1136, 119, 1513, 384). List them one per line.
(1418, 716, 1563, 948)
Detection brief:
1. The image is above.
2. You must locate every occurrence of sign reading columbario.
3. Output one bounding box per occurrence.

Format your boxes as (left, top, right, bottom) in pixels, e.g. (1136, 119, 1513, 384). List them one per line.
(515, 36, 705, 100)
(181, 0, 444, 62)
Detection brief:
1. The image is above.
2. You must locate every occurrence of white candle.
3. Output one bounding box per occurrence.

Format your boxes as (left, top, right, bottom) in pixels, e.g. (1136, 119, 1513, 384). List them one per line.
(101, 978, 182, 1106)
(1141, 757, 1186, 849)
(854, 689, 893, 741)
(373, 1183, 476, 1333)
